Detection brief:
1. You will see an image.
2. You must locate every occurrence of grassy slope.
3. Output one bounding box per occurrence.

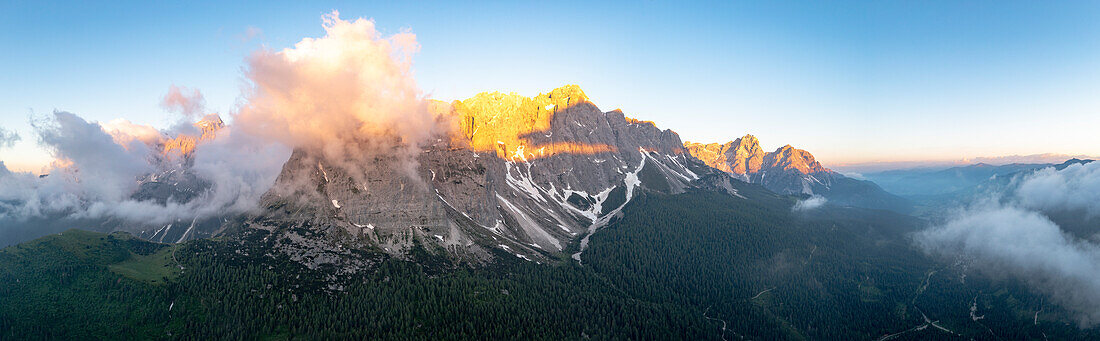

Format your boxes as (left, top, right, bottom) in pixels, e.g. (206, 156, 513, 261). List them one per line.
(108, 245, 181, 285)
(0, 229, 176, 339)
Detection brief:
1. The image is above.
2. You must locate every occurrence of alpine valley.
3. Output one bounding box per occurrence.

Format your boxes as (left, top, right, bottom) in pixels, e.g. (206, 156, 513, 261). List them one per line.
(2, 86, 1097, 340)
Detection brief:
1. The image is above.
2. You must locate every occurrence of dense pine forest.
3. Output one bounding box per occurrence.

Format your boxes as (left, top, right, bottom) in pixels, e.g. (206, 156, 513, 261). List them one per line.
(1, 190, 1096, 340)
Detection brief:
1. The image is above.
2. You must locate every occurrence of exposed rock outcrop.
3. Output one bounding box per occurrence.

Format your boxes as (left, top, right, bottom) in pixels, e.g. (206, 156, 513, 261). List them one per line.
(248, 85, 729, 268)
(686, 135, 911, 212)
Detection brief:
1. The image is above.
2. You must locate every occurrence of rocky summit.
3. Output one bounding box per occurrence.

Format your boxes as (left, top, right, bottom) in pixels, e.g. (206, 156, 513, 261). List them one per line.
(247, 85, 743, 270)
(685, 135, 911, 212)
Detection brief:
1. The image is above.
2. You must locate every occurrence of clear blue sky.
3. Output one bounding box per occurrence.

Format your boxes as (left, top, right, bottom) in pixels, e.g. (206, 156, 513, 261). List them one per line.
(2, 1, 1099, 171)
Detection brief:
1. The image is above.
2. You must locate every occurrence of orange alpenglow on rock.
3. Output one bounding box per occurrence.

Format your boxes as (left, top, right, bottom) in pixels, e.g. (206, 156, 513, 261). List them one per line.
(683, 134, 764, 174)
(433, 85, 617, 161)
(685, 135, 829, 176)
(766, 144, 827, 174)
(162, 114, 225, 158)
(623, 116, 655, 126)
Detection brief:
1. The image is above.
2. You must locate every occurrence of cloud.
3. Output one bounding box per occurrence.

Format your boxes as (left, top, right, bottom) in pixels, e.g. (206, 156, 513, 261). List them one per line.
(186, 127, 290, 218)
(915, 161, 1100, 326)
(101, 118, 165, 148)
(161, 85, 207, 119)
(792, 195, 827, 211)
(916, 204, 1100, 326)
(0, 127, 19, 149)
(0, 111, 288, 230)
(1015, 161, 1100, 216)
(0, 11, 433, 244)
(838, 171, 865, 180)
(241, 26, 263, 42)
(234, 10, 436, 176)
(32, 111, 153, 201)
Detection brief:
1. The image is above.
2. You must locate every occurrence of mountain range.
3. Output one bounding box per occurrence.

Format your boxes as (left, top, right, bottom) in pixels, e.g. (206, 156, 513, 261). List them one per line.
(862, 162, 1054, 197)
(685, 135, 912, 212)
(140, 85, 911, 266)
(1, 85, 1096, 339)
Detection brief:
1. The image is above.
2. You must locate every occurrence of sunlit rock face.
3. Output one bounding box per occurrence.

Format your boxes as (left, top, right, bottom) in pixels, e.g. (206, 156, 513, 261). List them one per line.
(251, 85, 724, 266)
(686, 135, 832, 195)
(133, 114, 226, 205)
(161, 114, 224, 159)
(686, 136, 912, 212)
(684, 135, 765, 177)
(765, 145, 828, 174)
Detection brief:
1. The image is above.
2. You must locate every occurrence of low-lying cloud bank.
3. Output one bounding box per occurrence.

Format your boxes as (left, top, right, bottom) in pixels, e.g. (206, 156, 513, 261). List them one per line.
(915, 161, 1100, 326)
(0, 11, 438, 245)
(0, 111, 289, 227)
(792, 195, 827, 211)
(1015, 163, 1100, 217)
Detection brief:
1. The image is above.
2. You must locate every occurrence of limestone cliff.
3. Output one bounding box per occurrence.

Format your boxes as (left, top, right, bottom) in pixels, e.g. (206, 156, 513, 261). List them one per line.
(249, 85, 730, 269)
(686, 136, 911, 212)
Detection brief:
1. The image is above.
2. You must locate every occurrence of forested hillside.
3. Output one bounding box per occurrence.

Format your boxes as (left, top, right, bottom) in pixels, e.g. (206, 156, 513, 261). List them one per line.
(2, 190, 1095, 339)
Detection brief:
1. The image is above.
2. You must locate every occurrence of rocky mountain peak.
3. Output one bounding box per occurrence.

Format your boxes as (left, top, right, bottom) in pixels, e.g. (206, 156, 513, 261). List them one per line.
(436, 84, 608, 162)
(735, 134, 761, 150)
(162, 114, 225, 159)
(766, 144, 826, 174)
(685, 135, 910, 212)
(682, 135, 765, 176)
(195, 114, 225, 138)
(687, 138, 828, 178)
(687, 136, 831, 194)
(245, 85, 725, 268)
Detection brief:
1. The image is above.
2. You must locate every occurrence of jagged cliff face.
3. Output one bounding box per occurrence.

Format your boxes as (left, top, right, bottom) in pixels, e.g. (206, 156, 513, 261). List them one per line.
(686, 135, 830, 194)
(686, 135, 911, 212)
(161, 114, 224, 159)
(764, 145, 828, 175)
(684, 135, 764, 176)
(249, 85, 726, 268)
(131, 114, 229, 243)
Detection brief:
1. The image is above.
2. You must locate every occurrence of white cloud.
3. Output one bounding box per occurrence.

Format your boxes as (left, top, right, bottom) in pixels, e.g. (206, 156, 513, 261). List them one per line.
(0, 127, 19, 149)
(234, 10, 437, 178)
(0, 12, 435, 243)
(161, 85, 207, 119)
(916, 161, 1100, 326)
(1015, 161, 1100, 216)
(792, 195, 827, 211)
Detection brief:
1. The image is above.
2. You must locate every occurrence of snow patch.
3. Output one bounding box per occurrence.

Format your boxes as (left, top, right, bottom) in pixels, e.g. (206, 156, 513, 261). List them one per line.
(176, 217, 197, 243)
(158, 223, 173, 243)
(573, 148, 647, 262)
(496, 193, 562, 250)
(504, 162, 547, 203)
(511, 145, 528, 162)
(665, 154, 700, 180)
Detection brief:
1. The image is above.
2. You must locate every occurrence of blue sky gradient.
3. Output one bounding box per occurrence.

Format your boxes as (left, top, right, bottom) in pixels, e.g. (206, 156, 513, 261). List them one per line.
(2, 1, 1098, 171)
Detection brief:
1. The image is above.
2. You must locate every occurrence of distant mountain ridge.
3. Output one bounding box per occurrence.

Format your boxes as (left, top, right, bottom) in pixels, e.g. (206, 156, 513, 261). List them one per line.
(685, 135, 911, 212)
(863, 162, 1055, 197)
